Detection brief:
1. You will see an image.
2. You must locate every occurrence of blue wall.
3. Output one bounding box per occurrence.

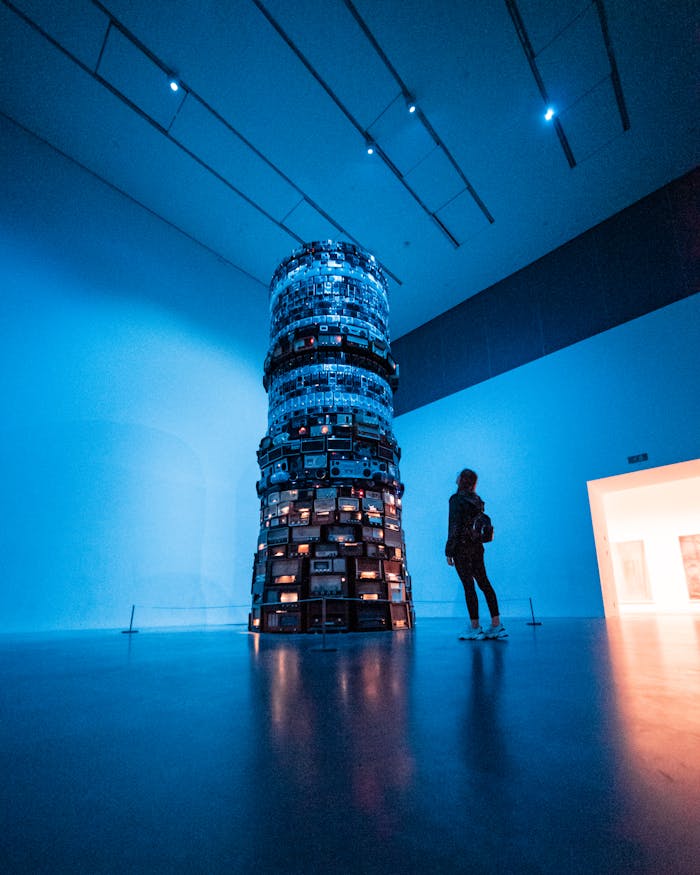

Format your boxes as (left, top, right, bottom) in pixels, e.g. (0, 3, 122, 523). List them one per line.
(1, 116, 269, 632)
(3, 109, 698, 630)
(395, 292, 700, 618)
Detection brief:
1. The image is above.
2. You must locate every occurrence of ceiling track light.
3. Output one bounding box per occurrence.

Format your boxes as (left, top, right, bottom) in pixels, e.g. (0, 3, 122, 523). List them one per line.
(168, 76, 180, 92)
(404, 92, 416, 113)
(544, 106, 555, 121)
(366, 139, 375, 155)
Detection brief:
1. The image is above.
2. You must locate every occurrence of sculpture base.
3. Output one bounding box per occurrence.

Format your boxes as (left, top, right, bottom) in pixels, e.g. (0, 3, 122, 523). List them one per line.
(249, 598, 413, 634)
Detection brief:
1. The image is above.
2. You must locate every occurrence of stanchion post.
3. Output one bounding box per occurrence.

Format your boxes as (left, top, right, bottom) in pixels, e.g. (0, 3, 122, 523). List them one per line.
(121, 604, 139, 634)
(526, 597, 542, 626)
(310, 596, 337, 652)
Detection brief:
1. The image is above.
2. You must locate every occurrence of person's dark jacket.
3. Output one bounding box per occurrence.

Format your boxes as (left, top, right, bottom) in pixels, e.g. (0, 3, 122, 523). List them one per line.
(445, 491, 485, 557)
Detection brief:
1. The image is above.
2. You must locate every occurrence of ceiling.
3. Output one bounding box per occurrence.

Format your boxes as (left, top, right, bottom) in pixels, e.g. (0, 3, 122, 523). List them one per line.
(1, 0, 697, 338)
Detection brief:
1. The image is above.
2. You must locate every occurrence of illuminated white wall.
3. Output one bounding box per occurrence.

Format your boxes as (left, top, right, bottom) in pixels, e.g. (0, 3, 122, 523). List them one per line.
(604, 475, 700, 614)
(395, 292, 700, 618)
(1, 117, 268, 632)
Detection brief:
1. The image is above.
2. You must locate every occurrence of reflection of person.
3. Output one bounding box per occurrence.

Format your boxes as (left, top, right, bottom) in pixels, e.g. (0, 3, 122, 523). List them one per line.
(445, 469, 507, 640)
(461, 645, 508, 770)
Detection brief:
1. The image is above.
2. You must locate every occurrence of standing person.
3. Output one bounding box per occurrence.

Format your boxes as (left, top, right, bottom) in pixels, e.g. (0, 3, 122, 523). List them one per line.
(445, 469, 507, 640)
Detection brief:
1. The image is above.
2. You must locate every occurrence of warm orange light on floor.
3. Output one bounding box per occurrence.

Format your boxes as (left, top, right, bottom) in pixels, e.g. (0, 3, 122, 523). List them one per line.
(605, 616, 700, 853)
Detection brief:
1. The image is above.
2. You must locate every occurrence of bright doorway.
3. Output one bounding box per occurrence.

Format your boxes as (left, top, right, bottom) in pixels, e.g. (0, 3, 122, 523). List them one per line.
(588, 459, 700, 617)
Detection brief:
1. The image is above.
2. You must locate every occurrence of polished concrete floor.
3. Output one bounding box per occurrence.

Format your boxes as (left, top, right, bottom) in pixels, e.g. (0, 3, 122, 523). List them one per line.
(1, 617, 698, 874)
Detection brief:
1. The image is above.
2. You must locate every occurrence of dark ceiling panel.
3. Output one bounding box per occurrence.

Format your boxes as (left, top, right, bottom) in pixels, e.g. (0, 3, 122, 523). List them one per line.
(481, 271, 545, 376)
(96, 25, 185, 130)
(436, 190, 489, 246)
(367, 95, 435, 177)
(534, 3, 611, 115)
(593, 187, 685, 325)
(532, 235, 611, 354)
(170, 96, 302, 223)
(282, 199, 343, 244)
(1, 0, 697, 340)
(0, 4, 115, 156)
(259, 0, 398, 131)
(559, 76, 622, 163)
(0, 4, 295, 284)
(667, 171, 700, 295)
(404, 148, 465, 214)
(10, 0, 108, 69)
(517, 0, 590, 55)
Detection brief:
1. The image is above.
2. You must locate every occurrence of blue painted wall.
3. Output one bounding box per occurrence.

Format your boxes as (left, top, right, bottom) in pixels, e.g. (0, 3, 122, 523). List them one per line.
(1, 116, 269, 632)
(2, 110, 698, 629)
(395, 293, 700, 618)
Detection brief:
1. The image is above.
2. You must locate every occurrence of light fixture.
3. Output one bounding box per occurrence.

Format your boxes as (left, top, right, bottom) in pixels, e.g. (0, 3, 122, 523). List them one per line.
(366, 139, 375, 155)
(169, 78, 180, 92)
(405, 93, 416, 113)
(544, 106, 555, 121)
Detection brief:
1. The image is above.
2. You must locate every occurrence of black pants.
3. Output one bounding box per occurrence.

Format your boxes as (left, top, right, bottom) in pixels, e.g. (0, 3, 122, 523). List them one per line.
(454, 547, 500, 621)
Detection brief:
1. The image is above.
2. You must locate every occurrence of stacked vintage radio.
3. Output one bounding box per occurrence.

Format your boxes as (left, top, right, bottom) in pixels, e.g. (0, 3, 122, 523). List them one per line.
(249, 241, 413, 633)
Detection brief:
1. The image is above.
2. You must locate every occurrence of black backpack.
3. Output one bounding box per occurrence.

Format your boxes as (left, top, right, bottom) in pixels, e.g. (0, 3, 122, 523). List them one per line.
(468, 511, 494, 543)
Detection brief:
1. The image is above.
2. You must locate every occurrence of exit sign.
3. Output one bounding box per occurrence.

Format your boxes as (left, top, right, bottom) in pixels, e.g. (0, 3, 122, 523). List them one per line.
(627, 453, 648, 464)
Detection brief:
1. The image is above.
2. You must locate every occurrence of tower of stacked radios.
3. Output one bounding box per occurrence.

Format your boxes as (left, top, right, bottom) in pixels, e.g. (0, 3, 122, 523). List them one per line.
(249, 240, 414, 633)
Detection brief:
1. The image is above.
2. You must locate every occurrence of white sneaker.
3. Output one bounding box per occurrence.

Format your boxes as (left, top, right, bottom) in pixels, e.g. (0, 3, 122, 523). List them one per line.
(459, 626, 485, 640)
(483, 623, 508, 639)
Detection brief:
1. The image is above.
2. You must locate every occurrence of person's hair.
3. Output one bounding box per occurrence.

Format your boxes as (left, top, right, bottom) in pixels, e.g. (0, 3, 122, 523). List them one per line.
(457, 468, 478, 492)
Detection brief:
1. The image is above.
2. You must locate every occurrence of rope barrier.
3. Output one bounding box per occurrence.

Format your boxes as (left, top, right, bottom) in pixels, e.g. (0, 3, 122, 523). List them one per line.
(121, 595, 543, 635)
(121, 602, 249, 635)
(134, 604, 250, 610)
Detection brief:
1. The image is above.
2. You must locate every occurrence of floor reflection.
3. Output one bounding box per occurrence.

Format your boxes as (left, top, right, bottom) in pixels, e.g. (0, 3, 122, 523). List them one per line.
(247, 633, 415, 864)
(4, 620, 699, 873)
(606, 616, 700, 870)
(459, 644, 509, 776)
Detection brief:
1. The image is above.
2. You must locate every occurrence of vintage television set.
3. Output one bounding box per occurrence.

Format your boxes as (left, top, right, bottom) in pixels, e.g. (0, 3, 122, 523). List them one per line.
(354, 557, 382, 580)
(309, 574, 345, 595)
(356, 581, 387, 601)
(390, 603, 411, 630)
(383, 560, 403, 582)
(264, 588, 301, 605)
(267, 527, 289, 546)
(263, 608, 302, 633)
(292, 525, 321, 543)
(327, 525, 358, 543)
(307, 602, 349, 632)
(355, 603, 389, 631)
(389, 581, 405, 602)
(310, 557, 346, 575)
(271, 558, 304, 585)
